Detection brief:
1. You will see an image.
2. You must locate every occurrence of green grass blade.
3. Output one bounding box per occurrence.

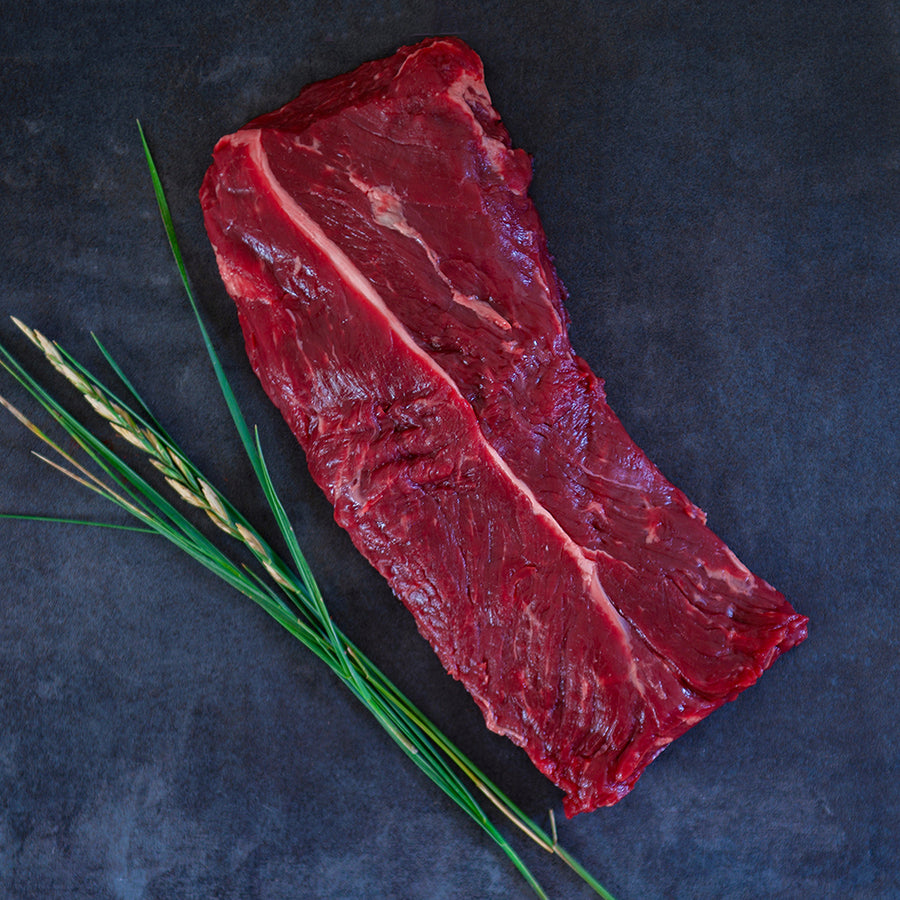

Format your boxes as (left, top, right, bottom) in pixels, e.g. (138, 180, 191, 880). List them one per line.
(89, 332, 170, 436)
(138, 122, 264, 484)
(0, 513, 154, 532)
(250, 429, 351, 659)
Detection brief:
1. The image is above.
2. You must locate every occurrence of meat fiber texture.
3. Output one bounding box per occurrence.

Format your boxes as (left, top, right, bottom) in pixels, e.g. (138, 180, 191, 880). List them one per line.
(200, 37, 807, 816)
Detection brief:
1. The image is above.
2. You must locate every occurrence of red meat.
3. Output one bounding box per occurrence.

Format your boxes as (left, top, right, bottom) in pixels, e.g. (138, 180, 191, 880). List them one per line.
(200, 37, 807, 815)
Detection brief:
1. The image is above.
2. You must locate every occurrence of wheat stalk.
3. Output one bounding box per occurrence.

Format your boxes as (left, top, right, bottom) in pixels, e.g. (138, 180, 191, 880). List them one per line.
(12, 319, 303, 600)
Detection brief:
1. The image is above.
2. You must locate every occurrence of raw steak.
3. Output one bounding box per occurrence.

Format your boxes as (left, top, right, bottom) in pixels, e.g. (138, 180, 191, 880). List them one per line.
(200, 37, 807, 815)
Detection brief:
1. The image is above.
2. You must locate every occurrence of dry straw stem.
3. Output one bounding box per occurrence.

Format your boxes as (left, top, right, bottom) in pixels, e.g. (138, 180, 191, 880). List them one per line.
(0, 391, 148, 522)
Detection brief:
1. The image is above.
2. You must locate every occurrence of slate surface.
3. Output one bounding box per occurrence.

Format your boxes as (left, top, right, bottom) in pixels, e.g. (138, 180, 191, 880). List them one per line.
(1, 2, 898, 898)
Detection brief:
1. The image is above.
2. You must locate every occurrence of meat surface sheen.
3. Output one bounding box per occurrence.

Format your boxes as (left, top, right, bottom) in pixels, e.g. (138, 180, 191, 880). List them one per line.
(200, 37, 807, 815)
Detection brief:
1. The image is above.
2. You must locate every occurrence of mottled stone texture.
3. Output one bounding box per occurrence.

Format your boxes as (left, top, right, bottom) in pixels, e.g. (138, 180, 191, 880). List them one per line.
(1, 2, 897, 898)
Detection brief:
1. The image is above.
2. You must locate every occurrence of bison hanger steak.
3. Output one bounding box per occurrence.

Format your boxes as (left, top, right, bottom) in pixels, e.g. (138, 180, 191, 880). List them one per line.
(200, 37, 807, 815)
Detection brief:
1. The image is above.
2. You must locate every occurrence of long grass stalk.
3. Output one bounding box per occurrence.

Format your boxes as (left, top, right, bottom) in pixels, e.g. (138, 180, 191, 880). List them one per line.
(0, 131, 616, 900)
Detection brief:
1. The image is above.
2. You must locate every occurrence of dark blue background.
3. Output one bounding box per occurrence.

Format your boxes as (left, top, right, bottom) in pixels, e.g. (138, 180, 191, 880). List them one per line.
(1, 2, 897, 897)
